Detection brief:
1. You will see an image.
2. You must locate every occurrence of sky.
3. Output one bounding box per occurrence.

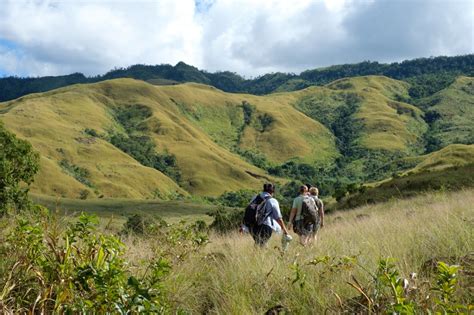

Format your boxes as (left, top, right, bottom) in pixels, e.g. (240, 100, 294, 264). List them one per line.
(0, 0, 472, 78)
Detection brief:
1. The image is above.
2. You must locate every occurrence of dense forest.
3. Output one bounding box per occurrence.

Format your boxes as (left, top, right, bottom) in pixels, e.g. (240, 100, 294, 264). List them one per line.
(1, 55, 473, 102)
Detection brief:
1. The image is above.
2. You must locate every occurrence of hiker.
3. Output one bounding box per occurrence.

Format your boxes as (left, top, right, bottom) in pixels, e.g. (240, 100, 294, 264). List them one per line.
(288, 185, 322, 246)
(308, 186, 324, 243)
(244, 183, 291, 247)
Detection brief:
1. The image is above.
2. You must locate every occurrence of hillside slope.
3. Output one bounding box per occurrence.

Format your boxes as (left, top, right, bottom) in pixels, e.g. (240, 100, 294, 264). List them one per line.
(420, 76, 474, 151)
(0, 79, 339, 198)
(293, 76, 427, 181)
(338, 144, 474, 208)
(1, 75, 472, 200)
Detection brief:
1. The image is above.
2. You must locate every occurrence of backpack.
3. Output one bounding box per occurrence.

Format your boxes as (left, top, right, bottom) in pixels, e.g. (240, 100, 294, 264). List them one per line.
(300, 195, 319, 225)
(243, 194, 270, 227)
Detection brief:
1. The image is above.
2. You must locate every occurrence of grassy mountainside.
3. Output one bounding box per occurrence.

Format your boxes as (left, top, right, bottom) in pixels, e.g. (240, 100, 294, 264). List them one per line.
(0, 79, 339, 198)
(339, 144, 474, 208)
(160, 84, 337, 164)
(0, 80, 278, 197)
(1, 74, 472, 201)
(420, 76, 474, 151)
(0, 85, 186, 199)
(294, 76, 427, 182)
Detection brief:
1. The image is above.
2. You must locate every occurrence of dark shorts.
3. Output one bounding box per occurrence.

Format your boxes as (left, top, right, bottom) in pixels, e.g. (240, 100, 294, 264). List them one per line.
(293, 219, 320, 236)
(250, 224, 273, 246)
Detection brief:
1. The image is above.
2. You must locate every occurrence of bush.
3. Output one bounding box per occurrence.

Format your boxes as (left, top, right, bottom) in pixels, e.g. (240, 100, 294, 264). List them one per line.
(84, 128, 99, 137)
(79, 189, 90, 200)
(217, 189, 255, 208)
(0, 123, 39, 216)
(207, 206, 243, 234)
(59, 159, 94, 187)
(0, 211, 171, 313)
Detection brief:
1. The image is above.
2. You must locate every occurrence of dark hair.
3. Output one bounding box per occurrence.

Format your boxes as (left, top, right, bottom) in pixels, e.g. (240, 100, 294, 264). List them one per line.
(305, 183, 312, 189)
(263, 183, 275, 193)
(299, 185, 308, 193)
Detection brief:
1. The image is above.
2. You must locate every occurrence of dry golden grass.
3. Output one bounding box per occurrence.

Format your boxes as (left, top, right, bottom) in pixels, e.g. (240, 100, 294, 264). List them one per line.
(0, 75, 465, 200)
(407, 144, 474, 173)
(154, 189, 474, 313)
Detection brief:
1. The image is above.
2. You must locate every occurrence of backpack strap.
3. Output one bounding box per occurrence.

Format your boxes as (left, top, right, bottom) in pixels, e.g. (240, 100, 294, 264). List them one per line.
(256, 195, 273, 225)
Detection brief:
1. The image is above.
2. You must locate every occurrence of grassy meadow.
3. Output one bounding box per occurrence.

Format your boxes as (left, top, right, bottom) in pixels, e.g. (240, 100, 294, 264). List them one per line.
(153, 189, 474, 313)
(30, 193, 216, 225)
(2, 188, 471, 313)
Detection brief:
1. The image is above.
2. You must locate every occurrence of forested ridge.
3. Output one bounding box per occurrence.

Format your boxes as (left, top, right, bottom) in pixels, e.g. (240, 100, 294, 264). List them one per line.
(1, 54, 472, 102)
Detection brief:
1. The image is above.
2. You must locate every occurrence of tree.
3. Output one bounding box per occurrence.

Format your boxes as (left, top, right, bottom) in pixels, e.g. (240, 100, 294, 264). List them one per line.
(0, 123, 39, 215)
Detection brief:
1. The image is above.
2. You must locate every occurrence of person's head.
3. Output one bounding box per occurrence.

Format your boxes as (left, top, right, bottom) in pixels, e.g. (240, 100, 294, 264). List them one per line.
(299, 185, 308, 195)
(309, 187, 319, 196)
(305, 183, 312, 190)
(263, 183, 275, 194)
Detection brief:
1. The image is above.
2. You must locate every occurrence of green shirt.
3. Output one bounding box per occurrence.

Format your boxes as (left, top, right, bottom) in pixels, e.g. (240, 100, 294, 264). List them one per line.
(292, 195, 305, 220)
(292, 195, 323, 220)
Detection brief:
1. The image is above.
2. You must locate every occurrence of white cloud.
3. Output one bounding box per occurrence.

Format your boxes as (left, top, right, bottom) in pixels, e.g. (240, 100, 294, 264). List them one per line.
(0, 0, 202, 76)
(0, 0, 472, 77)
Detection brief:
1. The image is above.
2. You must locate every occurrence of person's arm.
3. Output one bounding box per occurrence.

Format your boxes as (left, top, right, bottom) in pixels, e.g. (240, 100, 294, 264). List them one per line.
(319, 201, 325, 228)
(272, 199, 290, 235)
(288, 197, 298, 228)
(276, 218, 290, 235)
(288, 207, 297, 228)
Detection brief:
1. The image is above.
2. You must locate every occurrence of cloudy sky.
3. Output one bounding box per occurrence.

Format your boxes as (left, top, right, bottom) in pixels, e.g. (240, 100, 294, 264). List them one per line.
(0, 0, 472, 77)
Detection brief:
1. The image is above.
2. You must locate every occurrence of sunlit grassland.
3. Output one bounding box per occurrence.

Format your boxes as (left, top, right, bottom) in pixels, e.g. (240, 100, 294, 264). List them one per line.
(155, 189, 473, 313)
(1, 188, 472, 313)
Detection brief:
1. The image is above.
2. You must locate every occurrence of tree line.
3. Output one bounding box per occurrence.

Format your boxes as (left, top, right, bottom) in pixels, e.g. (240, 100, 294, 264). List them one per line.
(1, 55, 472, 102)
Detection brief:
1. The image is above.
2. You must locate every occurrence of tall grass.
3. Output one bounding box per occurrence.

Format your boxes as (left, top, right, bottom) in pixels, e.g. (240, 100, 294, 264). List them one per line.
(1, 189, 472, 313)
(161, 189, 473, 313)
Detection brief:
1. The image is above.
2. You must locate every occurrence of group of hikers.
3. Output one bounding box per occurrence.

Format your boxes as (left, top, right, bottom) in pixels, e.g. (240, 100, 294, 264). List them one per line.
(242, 183, 324, 248)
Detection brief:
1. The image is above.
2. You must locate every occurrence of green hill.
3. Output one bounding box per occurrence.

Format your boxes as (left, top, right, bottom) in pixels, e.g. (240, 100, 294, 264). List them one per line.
(338, 144, 474, 208)
(420, 76, 474, 151)
(1, 73, 473, 202)
(293, 76, 427, 184)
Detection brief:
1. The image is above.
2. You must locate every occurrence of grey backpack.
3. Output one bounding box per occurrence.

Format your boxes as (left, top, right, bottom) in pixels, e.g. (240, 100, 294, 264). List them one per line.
(301, 195, 319, 225)
(255, 196, 272, 225)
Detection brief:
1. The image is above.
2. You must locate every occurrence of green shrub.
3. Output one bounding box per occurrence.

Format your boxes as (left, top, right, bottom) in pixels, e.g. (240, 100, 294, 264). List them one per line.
(0, 123, 40, 216)
(207, 206, 243, 234)
(59, 159, 94, 187)
(0, 211, 171, 313)
(217, 189, 255, 208)
(84, 128, 99, 137)
(79, 189, 90, 200)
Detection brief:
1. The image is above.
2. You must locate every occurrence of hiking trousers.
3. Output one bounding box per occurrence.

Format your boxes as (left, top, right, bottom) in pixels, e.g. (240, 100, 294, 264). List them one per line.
(251, 224, 273, 246)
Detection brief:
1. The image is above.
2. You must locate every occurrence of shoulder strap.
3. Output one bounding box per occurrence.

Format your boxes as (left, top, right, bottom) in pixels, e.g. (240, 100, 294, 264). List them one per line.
(257, 195, 273, 224)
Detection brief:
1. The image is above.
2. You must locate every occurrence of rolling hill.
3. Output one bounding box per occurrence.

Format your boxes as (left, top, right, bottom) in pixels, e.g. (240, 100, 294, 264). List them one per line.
(1, 55, 472, 102)
(338, 144, 474, 208)
(0, 73, 473, 202)
(419, 76, 474, 151)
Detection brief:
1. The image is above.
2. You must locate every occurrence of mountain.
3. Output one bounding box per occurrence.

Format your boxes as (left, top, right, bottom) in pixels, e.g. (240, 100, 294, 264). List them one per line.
(1, 55, 473, 102)
(1, 71, 472, 201)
